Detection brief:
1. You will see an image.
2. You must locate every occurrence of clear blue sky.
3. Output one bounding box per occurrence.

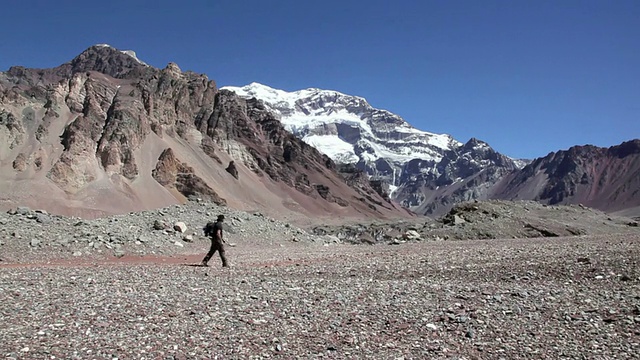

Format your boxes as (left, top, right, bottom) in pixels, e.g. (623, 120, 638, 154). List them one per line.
(1, 0, 638, 159)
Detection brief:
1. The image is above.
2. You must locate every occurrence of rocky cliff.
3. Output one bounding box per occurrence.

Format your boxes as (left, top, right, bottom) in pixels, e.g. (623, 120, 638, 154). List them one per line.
(0, 45, 410, 220)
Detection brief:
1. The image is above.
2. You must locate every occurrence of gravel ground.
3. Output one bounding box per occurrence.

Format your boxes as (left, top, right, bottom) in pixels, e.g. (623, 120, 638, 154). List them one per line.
(1, 233, 639, 359)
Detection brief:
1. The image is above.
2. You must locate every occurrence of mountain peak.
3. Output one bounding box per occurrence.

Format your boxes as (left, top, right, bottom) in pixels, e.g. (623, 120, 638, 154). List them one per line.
(90, 44, 148, 66)
(57, 44, 150, 79)
(226, 82, 367, 104)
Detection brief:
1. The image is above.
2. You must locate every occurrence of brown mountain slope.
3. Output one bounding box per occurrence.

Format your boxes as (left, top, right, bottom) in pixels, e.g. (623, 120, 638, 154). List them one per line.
(0, 45, 411, 221)
(491, 140, 640, 214)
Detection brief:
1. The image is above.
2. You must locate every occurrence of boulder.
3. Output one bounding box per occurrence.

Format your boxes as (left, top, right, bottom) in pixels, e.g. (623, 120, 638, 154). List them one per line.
(403, 230, 421, 240)
(153, 220, 166, 230)
(174, 222, 187, 233)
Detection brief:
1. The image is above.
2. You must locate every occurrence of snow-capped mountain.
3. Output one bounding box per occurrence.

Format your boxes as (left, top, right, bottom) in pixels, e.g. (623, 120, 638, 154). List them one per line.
(222, 83, 461, 178)
(223, 83, 524, 215)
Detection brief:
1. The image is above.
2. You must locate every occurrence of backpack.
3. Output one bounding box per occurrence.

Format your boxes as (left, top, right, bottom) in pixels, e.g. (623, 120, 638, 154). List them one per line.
(203, 222, 216, 237)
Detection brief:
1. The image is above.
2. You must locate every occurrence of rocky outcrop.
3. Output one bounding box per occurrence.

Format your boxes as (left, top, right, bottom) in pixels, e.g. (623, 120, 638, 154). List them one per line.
(153, 148, 226, 204)
(225, 161, 239, 179)
(0, 110, 24, 150)
(312, 200, 639, 244)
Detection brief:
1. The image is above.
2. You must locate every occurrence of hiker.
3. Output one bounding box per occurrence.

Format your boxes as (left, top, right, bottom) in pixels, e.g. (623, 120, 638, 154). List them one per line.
(201, 214, 229, 267)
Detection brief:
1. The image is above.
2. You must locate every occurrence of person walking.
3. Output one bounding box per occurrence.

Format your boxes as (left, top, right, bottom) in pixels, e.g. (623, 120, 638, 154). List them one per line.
(201, 214, 229, 267)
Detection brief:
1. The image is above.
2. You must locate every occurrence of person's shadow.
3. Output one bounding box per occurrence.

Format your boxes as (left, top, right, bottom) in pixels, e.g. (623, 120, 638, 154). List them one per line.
(182, 263, 208, 267)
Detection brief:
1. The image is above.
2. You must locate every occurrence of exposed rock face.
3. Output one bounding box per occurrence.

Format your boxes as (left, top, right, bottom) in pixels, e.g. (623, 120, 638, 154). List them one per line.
(151, 148, 226, 204)
(492, 140, 640, 213)
(0, 45, 408, 220)
(0, 110, 24, 150)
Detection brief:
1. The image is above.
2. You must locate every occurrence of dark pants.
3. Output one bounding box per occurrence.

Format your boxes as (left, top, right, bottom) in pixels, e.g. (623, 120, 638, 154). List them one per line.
(202, 238, 228, 267)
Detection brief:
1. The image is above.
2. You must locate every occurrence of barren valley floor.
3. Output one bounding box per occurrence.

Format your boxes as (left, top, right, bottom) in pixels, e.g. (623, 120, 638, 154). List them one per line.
(1, 234, 639, 359)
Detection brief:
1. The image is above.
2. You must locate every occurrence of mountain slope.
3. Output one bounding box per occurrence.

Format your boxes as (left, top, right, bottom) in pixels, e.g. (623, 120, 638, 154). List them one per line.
(0, 45, 410, 220)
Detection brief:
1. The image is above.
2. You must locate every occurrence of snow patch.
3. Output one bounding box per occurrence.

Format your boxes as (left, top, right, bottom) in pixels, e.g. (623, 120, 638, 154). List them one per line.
(302, 134, 359, 163)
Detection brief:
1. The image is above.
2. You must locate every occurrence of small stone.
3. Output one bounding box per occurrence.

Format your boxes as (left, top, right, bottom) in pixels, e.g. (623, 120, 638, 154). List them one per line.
(426, 323, 438, 331)
(30, 239, 41, 247)
(174, 241, 184, 247)
(183, 235, 194, 242)
(466, 329, 475, 338)
(595, 275, 604, 280)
